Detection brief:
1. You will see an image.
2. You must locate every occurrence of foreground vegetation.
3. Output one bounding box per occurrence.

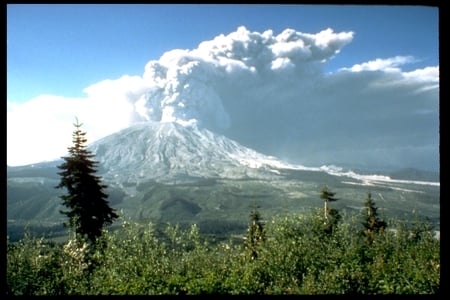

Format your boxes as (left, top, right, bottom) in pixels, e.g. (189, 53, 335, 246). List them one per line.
(6, 208, 439, 295)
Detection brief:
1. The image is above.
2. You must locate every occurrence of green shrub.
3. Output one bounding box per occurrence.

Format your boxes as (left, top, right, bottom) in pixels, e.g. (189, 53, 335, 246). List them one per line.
(7, 209, 439, 295)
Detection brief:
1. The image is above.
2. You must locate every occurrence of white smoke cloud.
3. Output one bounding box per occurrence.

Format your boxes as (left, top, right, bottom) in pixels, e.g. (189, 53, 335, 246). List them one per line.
(7, 26, 439, 171)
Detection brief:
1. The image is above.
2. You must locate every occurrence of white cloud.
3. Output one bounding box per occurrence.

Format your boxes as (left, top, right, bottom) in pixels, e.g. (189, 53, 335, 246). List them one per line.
(271, 57, 295, 70)
(7, 95, 84, 165)
(7, 26, 439, 171)
(7, 76, 139, 166)
(341, 56, 416, 72)
(403, 66, 439, 82)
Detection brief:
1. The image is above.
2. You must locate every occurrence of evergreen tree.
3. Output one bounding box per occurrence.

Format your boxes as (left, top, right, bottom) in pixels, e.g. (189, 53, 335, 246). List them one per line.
(320, 186, 338, 220)
(319, 186, 341, 234)
(244, 203, 266, 260)
(361, 192, 386, 244)
(56, 118, 118, 245)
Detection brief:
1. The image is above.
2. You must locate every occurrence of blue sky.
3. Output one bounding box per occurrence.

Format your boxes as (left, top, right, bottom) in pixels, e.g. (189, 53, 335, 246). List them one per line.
(7, 4, 438, 102)
(7, 4, 439, 171)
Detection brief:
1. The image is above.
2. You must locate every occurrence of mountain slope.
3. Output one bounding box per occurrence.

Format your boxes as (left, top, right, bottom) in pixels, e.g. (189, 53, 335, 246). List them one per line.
(88, 121, 288, 183)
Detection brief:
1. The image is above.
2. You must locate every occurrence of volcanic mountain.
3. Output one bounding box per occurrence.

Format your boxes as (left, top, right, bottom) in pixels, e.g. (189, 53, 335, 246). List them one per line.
(88, 121, 298, 184)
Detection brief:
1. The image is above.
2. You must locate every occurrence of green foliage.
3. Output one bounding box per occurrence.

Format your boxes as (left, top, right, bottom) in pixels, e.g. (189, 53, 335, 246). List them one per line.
(55, 118, 118, 245)
(319, 186, 341, 234)
(360, 192, 387, 244)
(244, 203, 266, 260)
(6, 231, 65, 295)
(7, 208, 439, 295)
(320, 185, 338, 202)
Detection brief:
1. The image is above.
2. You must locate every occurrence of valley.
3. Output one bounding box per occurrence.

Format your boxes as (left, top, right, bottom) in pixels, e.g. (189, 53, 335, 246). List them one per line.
(7, 163, 440, 242)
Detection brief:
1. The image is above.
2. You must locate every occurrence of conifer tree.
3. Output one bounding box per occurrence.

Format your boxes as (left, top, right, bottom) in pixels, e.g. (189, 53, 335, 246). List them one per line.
(244, 203, 266, 260)
(361, 192, 386, 244)
(56, 118, 118, 245)
(320, 186, 338, 220)
(319, 186, 341, 234)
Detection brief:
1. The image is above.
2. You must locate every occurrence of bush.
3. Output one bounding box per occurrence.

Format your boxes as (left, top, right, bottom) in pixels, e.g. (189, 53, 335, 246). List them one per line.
(7, 210, 439, 295)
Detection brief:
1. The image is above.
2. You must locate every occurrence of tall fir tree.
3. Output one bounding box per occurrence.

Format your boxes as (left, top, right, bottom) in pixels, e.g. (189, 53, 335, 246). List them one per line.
(56, 118, 118, 245)
(361, 192, 386, 244)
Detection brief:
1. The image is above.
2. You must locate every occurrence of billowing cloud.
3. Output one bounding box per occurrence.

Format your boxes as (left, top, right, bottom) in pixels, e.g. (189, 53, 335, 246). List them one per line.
(7, 26, 439, 171)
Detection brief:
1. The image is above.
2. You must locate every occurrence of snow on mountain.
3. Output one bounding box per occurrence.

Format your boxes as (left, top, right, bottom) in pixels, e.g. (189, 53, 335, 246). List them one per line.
(87, 121, 293, 183)
(316, 165, 439, 187)
(86, 121, 440, 188)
